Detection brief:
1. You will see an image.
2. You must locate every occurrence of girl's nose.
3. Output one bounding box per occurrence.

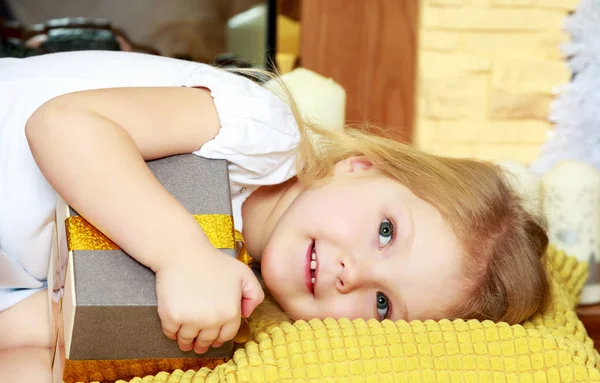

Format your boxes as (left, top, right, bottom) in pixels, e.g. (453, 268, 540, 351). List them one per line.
(335, 255, 374, 293)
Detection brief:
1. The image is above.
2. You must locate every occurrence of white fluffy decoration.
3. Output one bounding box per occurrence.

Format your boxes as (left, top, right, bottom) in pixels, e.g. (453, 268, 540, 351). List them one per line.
(531, 0, 600, 174)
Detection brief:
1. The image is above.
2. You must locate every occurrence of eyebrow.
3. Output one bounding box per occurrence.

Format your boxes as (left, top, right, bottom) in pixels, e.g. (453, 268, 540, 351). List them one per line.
(391, 203, 415, 321)
(401, 203, 416, 256)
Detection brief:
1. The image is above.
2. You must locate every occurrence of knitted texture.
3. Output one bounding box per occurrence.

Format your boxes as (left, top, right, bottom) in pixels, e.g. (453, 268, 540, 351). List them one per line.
(93, 247, 598, 382)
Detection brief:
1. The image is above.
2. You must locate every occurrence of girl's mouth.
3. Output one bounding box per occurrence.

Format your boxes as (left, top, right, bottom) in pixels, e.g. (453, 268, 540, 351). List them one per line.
(305, 240, 318, 294)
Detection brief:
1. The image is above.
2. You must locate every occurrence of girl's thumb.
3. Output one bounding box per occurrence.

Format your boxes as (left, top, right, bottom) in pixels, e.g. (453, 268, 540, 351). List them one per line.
(241, 273, 265, 318)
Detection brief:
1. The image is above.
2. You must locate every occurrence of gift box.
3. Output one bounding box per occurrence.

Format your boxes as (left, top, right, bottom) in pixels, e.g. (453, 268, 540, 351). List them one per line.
(48, 155, 244, 383)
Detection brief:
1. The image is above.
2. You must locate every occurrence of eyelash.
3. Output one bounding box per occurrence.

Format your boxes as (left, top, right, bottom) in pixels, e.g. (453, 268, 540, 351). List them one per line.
(377, 291, 392, 320)
(378, 217, 396, 250)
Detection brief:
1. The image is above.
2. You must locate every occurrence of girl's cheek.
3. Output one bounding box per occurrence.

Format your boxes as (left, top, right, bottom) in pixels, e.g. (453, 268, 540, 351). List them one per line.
(317, 297, 368, 320)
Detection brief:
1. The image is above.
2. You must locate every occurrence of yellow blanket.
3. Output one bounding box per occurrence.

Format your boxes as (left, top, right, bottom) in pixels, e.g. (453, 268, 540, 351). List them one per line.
(80, 246, 600, 382)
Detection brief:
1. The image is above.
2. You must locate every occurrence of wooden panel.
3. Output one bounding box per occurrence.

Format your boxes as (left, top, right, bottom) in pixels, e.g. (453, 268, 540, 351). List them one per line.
(300, 0, 419, 142)
(576, 304, 600, 352)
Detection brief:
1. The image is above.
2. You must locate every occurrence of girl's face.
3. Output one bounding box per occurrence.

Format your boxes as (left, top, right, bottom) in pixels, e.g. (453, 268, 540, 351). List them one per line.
(260, 157, 467, 322)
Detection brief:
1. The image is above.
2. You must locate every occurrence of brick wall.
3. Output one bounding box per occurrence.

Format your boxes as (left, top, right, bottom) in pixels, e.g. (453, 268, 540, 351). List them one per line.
(414, 0, 579, 163)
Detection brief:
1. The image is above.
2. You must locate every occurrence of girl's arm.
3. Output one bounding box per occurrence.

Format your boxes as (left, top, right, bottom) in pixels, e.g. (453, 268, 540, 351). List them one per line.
(27, 85, 264, 354)
(25, 86, 220, 271)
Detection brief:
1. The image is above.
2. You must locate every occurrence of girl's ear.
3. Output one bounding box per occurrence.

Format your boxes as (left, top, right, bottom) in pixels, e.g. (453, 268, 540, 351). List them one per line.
(333, 156, 373, 175)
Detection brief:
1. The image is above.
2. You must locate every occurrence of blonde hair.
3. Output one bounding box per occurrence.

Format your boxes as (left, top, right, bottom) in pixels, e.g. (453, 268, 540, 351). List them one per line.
(232, 68, 552, 326)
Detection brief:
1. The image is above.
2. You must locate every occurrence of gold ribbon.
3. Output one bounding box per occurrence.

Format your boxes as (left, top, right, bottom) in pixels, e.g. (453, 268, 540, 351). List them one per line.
(235, 230, 253, 267)
(64, 214, 253, 343)
(65, 214, 236, 252)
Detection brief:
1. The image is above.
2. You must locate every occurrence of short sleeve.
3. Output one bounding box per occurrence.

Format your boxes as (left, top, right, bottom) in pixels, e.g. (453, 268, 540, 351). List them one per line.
(188, 66, 300, 188)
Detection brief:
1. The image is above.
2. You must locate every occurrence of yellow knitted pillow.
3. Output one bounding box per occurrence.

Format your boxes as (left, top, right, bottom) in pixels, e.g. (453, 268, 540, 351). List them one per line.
(114, 246, 599, 383)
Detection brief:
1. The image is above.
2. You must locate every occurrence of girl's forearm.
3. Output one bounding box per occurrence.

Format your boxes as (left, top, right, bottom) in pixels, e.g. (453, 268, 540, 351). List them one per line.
(26, 104, 211, 271)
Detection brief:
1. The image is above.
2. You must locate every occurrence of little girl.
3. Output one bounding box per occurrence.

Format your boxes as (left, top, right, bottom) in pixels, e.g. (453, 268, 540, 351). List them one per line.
(0, 51, 551, 382)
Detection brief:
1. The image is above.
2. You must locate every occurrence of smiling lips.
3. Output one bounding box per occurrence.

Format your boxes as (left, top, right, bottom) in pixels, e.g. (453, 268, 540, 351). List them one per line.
(306, 241, 318, 294)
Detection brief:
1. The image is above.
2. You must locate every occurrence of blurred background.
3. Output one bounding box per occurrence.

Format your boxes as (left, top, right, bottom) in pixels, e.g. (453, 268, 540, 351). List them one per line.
(4, 0, 600, 353)
(0, 0, 585, 164)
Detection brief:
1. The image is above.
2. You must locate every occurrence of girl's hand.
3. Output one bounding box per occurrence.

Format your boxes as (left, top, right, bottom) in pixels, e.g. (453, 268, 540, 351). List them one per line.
(154, 248, 264, 354)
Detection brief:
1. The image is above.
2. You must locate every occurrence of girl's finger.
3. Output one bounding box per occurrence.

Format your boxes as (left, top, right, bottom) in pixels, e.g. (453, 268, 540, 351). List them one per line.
(177, 324, 200, 352)
(211, 341, 223, 348)
(214, 318, 242, 346)
(161, 319, 180, 341)
(193, 327, 220, 354)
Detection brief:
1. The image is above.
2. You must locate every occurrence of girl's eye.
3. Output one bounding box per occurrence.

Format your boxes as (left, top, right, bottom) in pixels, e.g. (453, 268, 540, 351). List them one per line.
(379, 218, 394, 248)
(376, 292, 390, 320)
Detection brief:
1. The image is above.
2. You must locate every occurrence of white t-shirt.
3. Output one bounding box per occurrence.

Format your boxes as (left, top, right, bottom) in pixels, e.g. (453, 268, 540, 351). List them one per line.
(0, 51, 299, 311)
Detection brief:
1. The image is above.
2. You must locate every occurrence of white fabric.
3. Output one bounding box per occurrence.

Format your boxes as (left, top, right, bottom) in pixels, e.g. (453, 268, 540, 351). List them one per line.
(0, 51, 299, 312)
